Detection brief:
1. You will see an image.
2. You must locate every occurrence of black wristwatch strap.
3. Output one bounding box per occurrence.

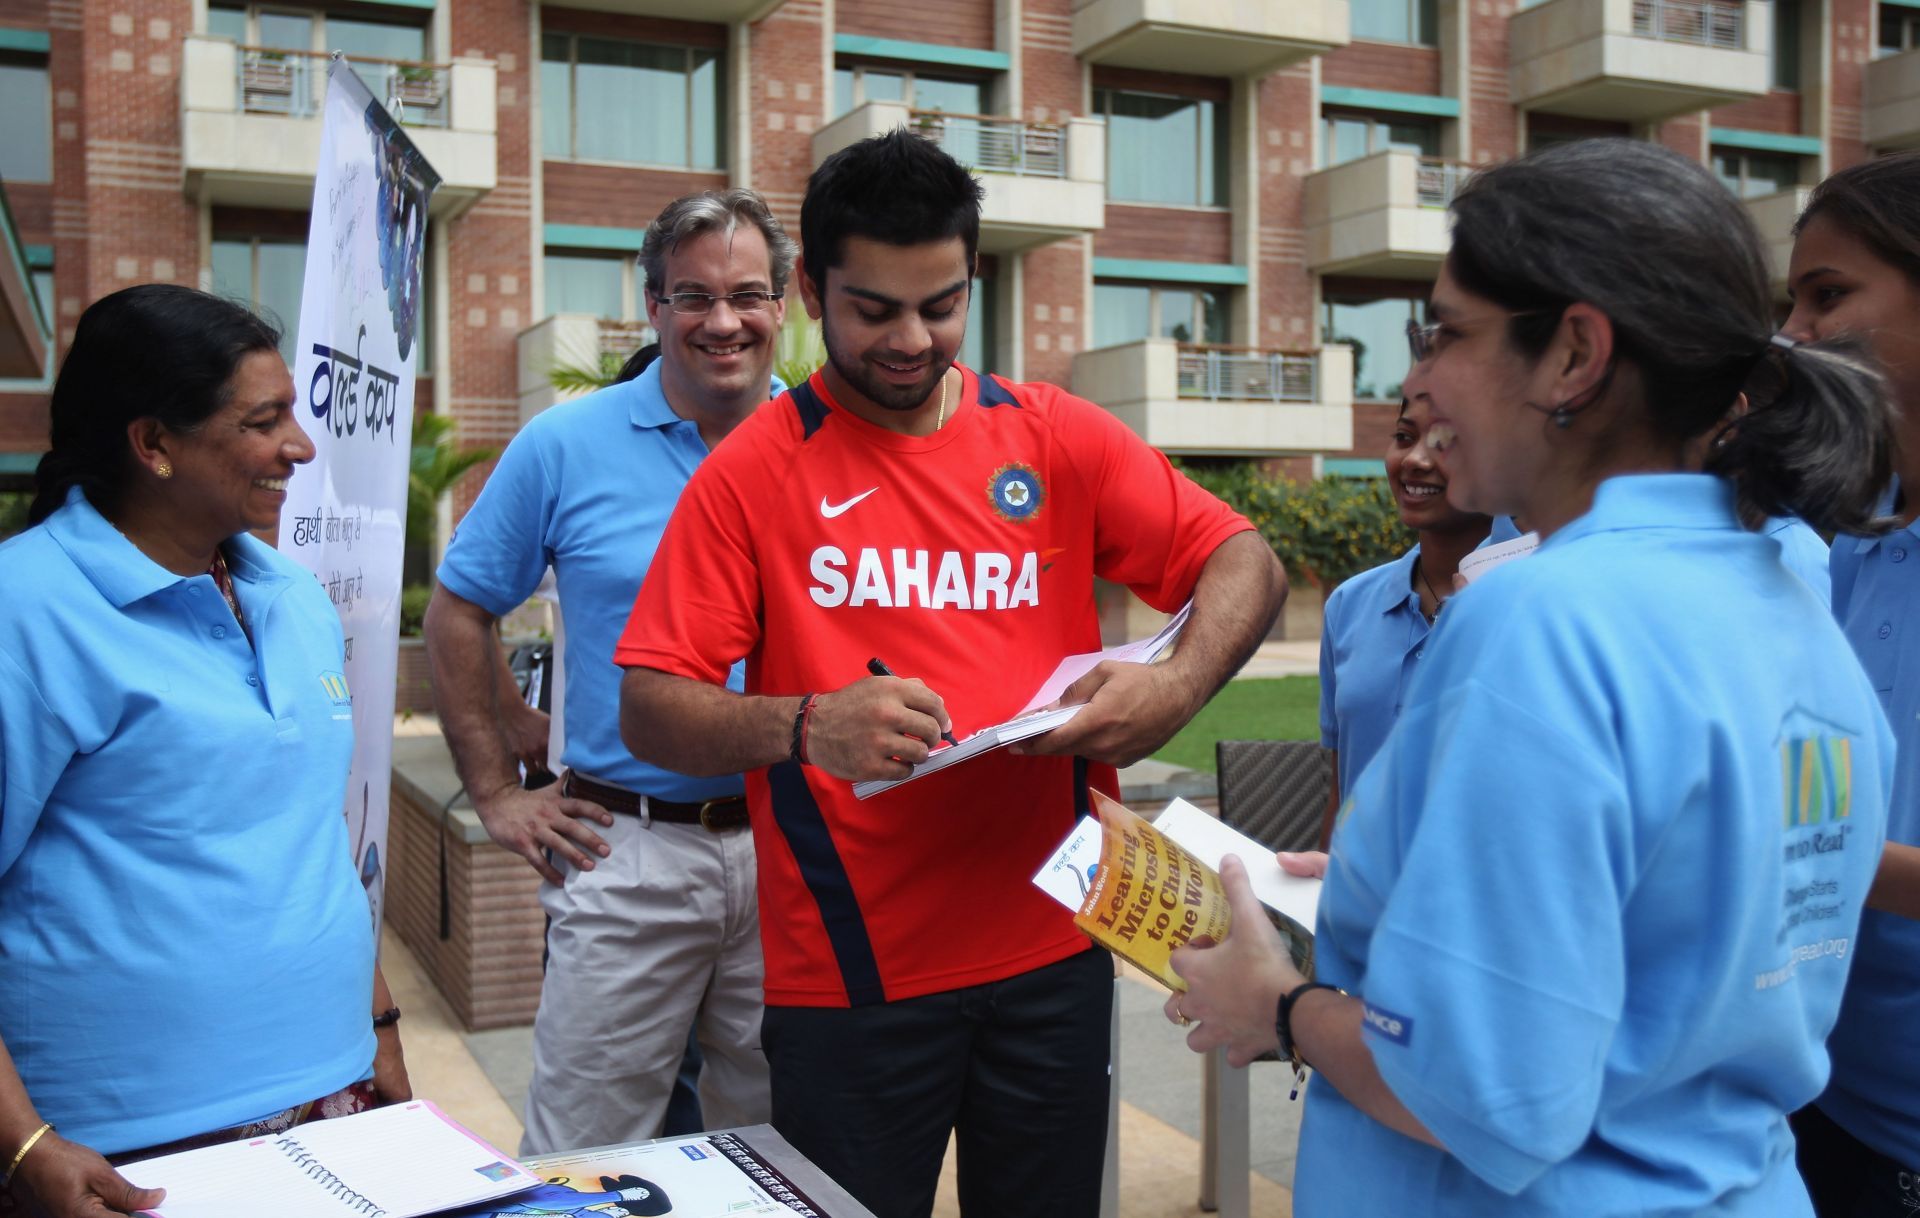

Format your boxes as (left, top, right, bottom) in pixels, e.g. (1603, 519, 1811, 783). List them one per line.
(1275, 980, 1345, 1067)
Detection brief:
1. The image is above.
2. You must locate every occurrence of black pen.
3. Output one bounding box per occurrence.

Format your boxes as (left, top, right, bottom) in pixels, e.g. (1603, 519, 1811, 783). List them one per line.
(866, 656, 959, 747)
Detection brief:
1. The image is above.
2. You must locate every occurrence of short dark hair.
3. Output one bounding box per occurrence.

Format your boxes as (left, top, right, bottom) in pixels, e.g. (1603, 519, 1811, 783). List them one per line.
(1794, 149, 1920, 287)
(1446, 138, 1893, 536)
(799, 128, 985, 291)
(30, 284, 283, 525)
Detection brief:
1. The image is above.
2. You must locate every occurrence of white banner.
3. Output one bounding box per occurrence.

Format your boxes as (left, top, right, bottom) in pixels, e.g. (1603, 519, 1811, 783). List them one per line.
(280, 57, 440, 944)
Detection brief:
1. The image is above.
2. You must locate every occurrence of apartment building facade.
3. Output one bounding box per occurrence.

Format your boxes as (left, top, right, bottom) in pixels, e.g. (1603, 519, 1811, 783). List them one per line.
(0, 0, 1913, 501)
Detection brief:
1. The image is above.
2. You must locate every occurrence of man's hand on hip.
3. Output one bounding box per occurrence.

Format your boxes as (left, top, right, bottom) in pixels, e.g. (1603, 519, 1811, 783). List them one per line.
(805, 676, 952, 782)
(473, 783, 614, 886)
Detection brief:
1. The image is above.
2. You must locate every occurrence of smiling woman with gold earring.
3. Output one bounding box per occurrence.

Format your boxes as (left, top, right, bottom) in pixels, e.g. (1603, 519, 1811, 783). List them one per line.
(0, 285, 409, 1218)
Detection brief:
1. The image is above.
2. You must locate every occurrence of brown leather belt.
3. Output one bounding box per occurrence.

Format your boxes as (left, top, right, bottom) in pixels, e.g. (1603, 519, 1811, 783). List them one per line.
(562, 770, 749, 832)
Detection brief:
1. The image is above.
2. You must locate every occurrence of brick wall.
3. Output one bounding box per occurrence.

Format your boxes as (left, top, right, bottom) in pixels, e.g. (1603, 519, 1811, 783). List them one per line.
(1829, 0, 1874, 168)
(1322, 41, 1442, 96)
(838, 0, 994, 51)
(1656, 114, 1705, 159)
(1021, 239, 1082, 386)
(1258, 64, 1316, 352)
(1095, 203, 1231, 263)
(444, 0, 532, 521)
(1021, 0, 1080, 122)
(1467, 2, 1520, 163)
(543, 163, 728, 231)
(749, 0, 827, 237)
(1712, 88, 1804, 134)
(540, 6, 724, 47)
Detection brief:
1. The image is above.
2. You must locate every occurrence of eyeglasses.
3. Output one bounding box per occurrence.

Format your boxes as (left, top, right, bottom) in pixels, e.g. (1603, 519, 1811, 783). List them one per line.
(1405, 309, 1560, 363)
(653, 290, 784, 316)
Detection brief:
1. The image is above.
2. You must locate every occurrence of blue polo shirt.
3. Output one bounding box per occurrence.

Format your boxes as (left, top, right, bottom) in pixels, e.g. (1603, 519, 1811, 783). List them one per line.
(1297, 474, 1893, 1216)
(0, 489, 375, 1155)
(1816, 484, 1920, 1168)
(438, 361, 775, 800)
(1767, 516, 1831, 607)
(1318, 546, 1429, 798)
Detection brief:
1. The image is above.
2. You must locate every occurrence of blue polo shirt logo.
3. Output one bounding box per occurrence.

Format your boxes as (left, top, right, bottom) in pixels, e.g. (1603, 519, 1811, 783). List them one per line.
(319, 670, 352, 706)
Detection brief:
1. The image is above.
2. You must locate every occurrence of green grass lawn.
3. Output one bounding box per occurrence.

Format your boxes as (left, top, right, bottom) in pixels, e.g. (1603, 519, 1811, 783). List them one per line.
(1149, 676, 1322, 773)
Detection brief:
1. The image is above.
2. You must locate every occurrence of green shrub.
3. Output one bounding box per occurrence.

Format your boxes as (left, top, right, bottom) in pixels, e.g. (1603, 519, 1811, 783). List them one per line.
(1179, 462, 1412, 591)
(399, 582, 432, 637)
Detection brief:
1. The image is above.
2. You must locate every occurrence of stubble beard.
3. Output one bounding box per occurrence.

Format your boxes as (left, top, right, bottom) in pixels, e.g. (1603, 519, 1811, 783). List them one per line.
(821, 310, 954, 414)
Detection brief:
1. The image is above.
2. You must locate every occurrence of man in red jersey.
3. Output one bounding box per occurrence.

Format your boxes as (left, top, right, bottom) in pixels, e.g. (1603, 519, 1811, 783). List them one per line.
(614, 130, 1285, 1218)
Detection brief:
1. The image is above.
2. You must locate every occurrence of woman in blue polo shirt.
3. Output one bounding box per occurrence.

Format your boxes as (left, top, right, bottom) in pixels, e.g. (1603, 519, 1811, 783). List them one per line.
(0, 287, 408, 1218)
(1779, 150, 1920, 1216)
(1165, 139, 1898, 1216)
(1316, 397, 1492, 846)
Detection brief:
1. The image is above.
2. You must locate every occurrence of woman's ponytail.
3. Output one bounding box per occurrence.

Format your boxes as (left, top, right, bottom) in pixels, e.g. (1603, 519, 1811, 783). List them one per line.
(1707, 334, 1896, 537)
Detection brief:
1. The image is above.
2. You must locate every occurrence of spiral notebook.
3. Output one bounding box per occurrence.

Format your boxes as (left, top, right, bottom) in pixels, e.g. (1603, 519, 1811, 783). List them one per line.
(120, 1101, 541, 1218)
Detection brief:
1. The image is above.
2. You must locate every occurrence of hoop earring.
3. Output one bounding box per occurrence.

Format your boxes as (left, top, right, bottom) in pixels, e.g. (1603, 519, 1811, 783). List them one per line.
(155, 462, 173, 478)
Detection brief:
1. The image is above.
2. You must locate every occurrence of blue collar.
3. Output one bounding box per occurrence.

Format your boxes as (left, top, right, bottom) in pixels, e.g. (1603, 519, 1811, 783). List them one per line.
(624, 359, 788, 431)
(45, 487, 289, 608)
(1549, 474, 1740, 551)
(1841, 480, 1914, 555)
(1371, 545, 1424, 619)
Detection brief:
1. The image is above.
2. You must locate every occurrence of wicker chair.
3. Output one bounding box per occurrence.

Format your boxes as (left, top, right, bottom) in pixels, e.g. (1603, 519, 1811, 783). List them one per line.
(1199, 740, 1331, 1216)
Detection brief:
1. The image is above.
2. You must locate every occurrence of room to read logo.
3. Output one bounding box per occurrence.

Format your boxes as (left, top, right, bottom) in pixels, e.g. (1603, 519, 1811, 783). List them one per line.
(319, 670, 352, 706)
(1781, 735, 1852, 830)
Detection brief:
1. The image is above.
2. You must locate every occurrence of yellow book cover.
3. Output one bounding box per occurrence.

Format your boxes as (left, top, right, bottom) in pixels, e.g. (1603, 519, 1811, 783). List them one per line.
(1067, 791, 1314, 991)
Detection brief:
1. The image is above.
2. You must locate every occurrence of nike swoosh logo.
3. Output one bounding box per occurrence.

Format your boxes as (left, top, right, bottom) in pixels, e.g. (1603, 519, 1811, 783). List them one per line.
(820, 488, 878, 518)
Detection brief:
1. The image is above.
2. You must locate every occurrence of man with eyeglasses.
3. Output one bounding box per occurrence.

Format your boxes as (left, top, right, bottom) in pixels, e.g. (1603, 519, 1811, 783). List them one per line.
(423, 189, 790, 1156)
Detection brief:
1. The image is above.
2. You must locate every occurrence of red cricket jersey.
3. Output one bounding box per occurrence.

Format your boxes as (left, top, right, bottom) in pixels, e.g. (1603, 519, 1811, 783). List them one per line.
(615, 367, 1253, 1006)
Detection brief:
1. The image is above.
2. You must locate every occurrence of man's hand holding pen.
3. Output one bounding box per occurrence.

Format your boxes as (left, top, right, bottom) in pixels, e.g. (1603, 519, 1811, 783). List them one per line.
(802, 667, 954, 783)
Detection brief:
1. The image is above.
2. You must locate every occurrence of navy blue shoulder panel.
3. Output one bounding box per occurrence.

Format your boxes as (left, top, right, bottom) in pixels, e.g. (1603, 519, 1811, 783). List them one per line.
(788, 381, 830, 440)
(976, 372, 1021, 409)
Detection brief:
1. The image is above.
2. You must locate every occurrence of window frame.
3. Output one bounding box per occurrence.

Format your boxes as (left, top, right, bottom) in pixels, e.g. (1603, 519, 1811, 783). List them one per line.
(543, 247, 643, 322)
(1090, 86, 1230, 209)
(832, 61, 994, 118)
(540, 32, 726, 171)
(1321, 292, 1429, 403)
(1879, 6, 1920, 56)
(1093, 280, 1232, 350)
(0, 50, 52, 185)
(1711, 147, 1803, 199)
(1318, 108, 1442, 169)
(1348, 0, 1440, 47)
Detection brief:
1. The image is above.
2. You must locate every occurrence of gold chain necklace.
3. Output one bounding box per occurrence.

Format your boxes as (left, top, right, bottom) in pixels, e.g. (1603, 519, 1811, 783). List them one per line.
(934, 369, 950, 431)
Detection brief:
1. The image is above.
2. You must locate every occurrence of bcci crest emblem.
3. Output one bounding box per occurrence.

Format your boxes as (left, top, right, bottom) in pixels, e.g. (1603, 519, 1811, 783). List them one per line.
(319, 670, 352, 707)
(987, 462, 1045, 523)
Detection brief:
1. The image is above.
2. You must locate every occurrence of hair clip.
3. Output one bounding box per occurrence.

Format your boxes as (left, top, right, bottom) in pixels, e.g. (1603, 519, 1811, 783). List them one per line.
(1769, 334, 1798, 352)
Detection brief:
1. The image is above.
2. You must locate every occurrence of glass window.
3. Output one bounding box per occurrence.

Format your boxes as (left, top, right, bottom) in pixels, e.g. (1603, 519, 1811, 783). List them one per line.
(545, 252, 626, 319)
(1712, 148, 1800, 198)
(212, 235, 308, 363)
(0, 56, 50, 183)
(542, 34, 724, 168)
(329, 16, 426, 103)
(1879, 8, 1920, 56)
(207, 5, 247, 41)
(834, 67, 855, 116)
(1094, 283, 1229, 349)
(1773, 0, 1800, 87)
(1094, 283, 1153, 349)
(1321, 111, 1440, 168)
(1324, 296, 1426, 402)
(960, 277, 995, 374)
(29, 268, 52, 331)
(256, 11, 314, 52)
(1093, 89, 1229, 206)
(832, 64, 987, 118)
(1350, 0, 1438, 45)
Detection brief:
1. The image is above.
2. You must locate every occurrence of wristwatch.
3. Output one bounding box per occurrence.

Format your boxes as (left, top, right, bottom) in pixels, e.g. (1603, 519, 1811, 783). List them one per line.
(372, 1006, 402, 1029)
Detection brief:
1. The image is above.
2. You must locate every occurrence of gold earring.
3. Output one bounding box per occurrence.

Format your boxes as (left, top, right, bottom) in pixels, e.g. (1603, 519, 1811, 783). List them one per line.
(155, 462, 173, 479)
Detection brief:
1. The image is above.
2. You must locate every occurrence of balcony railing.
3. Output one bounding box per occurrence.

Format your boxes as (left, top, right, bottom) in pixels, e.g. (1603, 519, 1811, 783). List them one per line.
(911, 110, 1066, 178)
(1631, 0, 1742, 49)
(1176, 346, 1317, 404)
(1415, 158, 1474, 208)
(236, 46, 452, 127)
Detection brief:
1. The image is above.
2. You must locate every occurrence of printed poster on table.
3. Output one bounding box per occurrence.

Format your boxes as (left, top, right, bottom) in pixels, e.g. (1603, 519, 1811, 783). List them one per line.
(278, 56, 441, 942)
